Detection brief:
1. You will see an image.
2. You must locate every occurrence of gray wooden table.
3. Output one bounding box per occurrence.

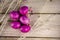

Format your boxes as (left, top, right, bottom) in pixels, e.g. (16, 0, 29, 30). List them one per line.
(0, 0, 60, 40)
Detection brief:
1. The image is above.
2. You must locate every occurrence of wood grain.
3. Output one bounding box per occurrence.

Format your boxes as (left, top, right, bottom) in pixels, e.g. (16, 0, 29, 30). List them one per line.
(0, 0, 60, 40)
(0, 14, 60, 37)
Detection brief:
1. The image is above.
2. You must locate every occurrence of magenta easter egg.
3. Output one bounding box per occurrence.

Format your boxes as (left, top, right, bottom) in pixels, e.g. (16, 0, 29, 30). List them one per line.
(19, 16, 30, 24)
(11, 22, 21, 29)
(20, 25, 31, 33)
(10, 11, 19, 21)
(19, 6, 29, 15)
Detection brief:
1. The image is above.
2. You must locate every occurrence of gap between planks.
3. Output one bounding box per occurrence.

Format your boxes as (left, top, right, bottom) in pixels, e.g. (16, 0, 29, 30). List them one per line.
(0, 36, 60, 39)
(0, 13, 60, 14)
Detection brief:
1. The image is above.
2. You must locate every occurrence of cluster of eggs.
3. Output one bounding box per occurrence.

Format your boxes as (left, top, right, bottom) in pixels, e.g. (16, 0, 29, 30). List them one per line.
(10, 6, 31, 33)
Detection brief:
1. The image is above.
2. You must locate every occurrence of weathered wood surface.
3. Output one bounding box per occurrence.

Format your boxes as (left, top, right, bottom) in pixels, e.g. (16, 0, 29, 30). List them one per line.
(24, 0, 60, 13)
(0, 14, 60, 37)
(0, 0, 60, 40)
(0, 0, 60, 13)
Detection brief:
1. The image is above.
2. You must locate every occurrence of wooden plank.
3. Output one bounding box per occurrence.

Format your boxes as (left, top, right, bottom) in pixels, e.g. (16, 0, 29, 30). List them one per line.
(0, 38, 17, 40)
(24, 0, 60, 13)
(18, 38, 60, 40)
(0, 0, 60, 13)
(0, 38, 60, 40)
(0, 14, 60, 37)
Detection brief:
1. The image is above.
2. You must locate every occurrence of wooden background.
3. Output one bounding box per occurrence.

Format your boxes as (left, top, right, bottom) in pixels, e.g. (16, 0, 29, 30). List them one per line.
(0, 0, 60, 40)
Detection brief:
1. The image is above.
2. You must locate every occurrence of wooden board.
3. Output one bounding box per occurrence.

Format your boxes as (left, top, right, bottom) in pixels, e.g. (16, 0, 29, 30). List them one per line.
(0, 14, 60, 37)
(24, 0, 60, 13)
(0, 0, 60, 40)
(0, 0, 60, 13)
